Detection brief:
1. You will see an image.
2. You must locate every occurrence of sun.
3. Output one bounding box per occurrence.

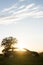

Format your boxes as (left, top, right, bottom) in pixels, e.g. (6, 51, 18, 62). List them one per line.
(17, 43, 25, 51)
(13, 36, 26, 51)
(14, 43, 26, 51)
(17, 43, 24, 49)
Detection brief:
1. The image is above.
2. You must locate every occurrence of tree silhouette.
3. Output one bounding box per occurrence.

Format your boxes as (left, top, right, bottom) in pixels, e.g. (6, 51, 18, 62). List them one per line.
(1, 36, 17, 57)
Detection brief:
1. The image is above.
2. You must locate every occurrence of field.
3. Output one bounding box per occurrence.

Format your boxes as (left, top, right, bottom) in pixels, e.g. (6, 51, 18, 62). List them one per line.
(0, 50, 43, 65)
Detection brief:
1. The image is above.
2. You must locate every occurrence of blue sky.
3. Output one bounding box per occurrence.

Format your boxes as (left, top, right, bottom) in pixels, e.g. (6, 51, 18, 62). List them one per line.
(0, 0, 43, 52)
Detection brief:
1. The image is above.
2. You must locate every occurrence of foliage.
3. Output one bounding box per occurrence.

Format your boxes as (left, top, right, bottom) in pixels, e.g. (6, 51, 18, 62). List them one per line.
(1, 37, 17, 56)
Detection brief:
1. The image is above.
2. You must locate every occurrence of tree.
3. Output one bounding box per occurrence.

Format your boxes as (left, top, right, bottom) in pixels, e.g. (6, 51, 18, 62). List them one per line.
(1, 36, 17, 56)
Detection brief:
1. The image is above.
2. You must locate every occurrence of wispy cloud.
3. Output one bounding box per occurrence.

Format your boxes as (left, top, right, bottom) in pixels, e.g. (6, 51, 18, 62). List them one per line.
(18, 0, 25, 2)
(0, 3, 43, 24)
(1, 4, 17, 13)
(18, 5, 25, 9)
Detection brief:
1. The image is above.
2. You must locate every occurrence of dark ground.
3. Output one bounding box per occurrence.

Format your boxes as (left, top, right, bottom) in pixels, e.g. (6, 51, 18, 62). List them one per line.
(0, 49, 43, 65)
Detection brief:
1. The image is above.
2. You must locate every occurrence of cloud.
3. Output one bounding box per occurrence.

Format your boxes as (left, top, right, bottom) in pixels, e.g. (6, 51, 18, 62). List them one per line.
(12, 3, 35, 15)
(0, 15, 19, 24)
(26, 3, 34, 9)
(1, 4, 17, 13)
(18, 5, 25, 9)
(18, 0, 25, 2)
(0, 3, 43, 24)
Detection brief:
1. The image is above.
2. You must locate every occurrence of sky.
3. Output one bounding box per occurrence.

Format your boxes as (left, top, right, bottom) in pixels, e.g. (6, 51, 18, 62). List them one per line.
(0, 0, 43, 53)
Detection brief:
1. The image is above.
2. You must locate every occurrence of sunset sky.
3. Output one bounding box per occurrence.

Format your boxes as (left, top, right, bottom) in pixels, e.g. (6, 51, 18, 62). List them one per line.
(0, 0, 43, 53)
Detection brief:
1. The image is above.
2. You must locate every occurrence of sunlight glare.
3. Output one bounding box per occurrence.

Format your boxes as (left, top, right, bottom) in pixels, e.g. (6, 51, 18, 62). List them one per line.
(16, 43, 26, 51)
(14, 43, 26, 51)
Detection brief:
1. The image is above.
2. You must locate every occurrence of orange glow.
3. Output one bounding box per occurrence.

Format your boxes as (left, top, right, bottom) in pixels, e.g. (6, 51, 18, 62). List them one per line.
(14, 48, 26, 51)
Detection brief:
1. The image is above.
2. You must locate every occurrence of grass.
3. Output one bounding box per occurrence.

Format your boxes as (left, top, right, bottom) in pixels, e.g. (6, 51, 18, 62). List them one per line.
(0, 51, 43, 65)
